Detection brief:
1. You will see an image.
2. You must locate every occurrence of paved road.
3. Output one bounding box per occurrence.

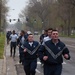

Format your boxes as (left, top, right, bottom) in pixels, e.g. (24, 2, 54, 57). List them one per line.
(6, 35, 75, 75)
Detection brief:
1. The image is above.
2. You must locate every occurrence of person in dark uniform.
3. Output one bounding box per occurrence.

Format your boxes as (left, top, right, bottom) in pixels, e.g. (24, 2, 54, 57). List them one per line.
(38, 29, 70, 75)
(6, 31, 11, 44)
(21, 34, 39, 75)
(17, 30, 27, 64)
(40, 28, 53, 66)
(24, 31, 28, 40)
(40, 29, 48, 44)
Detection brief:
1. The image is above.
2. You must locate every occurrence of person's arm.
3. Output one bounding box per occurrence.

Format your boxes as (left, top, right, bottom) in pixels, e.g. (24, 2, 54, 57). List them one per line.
(17, 36, 20, 46)
(40, 35, 42, 42)
(16, 35, 19, 40)
(38, 45, 45, 61)
(36, 42, 40, 58)
(9, 35, 12, 40)
(62, 45, 70, 60)
(21, 42, 27, 52)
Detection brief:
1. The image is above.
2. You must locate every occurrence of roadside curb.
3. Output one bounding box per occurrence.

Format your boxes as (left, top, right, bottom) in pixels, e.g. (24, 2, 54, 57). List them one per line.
(2, 55, 6, 75)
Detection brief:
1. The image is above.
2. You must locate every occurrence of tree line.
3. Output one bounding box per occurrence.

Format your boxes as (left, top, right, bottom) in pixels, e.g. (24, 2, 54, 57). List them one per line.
(0, 0, 8, 32)
(19, 0, 75, 36)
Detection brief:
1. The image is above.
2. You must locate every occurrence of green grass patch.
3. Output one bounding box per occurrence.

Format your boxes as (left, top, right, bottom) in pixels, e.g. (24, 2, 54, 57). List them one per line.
(0, 34, 5, 59)
(69, 35, 75, 38)
(59, 34, 75, 38)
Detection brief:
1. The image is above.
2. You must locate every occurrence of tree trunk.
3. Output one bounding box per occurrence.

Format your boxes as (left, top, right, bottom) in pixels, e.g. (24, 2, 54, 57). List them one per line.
(67, 5, 71, 36)
(67, 18, 71, 36)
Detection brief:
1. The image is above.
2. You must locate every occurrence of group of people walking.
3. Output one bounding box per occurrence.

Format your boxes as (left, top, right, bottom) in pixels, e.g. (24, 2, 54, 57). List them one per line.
(6, 28, 70, 75)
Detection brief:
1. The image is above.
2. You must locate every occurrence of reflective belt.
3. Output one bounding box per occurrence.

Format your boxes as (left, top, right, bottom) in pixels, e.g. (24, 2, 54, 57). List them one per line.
(55, 47, 66, 59)
(44, 44, 66, 59)
(21, 45, 24, 49)
(21, 45, 40, 55)
(31, 45, 40, 55)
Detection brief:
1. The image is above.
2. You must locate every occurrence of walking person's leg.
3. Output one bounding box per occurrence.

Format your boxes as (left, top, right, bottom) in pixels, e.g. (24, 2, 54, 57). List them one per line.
(24, 60, 30, 75)
(7, 38, 9, 44)
(13, 42, 16, 57)
(19, 47, 22, 63)
(44, 64, 53, 75)
(53, 64, 62, 75)
(10, 42, 13, 57)
(30, 59, 37, 75)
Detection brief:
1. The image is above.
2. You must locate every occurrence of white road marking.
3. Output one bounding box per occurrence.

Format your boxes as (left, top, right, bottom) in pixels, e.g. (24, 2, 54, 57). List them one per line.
(66, 45, 75, 49)
(7, 67, 10, 71)
(36, 69, 41, 73)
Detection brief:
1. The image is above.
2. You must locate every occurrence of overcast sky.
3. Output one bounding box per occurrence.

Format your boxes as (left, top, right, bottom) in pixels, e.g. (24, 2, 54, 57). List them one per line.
(7, 0, 29, 24)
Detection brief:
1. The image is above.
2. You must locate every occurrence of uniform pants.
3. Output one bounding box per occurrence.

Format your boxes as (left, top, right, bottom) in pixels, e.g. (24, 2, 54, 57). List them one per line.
(19, 47, 24, 64)
(10, 42, 16, 56)
(7, 37, 10, 44)
(44, 64, 62, 75)
(24, 59, 37, 75)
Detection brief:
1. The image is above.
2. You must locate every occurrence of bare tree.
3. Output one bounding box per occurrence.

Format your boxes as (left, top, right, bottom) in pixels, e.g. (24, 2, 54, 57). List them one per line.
(0, 0, 8, 32)
(57, 0, 75, 36)
(19, 0, 75, 34)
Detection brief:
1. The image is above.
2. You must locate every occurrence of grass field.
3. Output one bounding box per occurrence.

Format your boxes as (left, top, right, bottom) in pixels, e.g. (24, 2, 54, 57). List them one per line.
(0, 34, 5, 59)
(60, 34, 75, 38)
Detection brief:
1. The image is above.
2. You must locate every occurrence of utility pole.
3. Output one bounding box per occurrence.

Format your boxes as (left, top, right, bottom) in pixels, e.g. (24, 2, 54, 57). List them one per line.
(0, 0, 2, 33)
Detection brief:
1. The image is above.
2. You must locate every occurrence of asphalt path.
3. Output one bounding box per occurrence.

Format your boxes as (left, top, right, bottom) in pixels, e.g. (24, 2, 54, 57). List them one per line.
(13, 35, 75, 75)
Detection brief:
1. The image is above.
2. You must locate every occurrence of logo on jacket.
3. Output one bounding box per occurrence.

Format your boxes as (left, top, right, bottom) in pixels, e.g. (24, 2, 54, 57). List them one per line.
(58, 47, 61, 50)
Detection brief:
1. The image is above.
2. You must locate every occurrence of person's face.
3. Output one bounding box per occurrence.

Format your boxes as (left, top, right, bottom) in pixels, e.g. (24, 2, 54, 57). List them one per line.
(21, 32, 24, 36)
(28, 35, 34, 42)
(13, 31, 15, 34)
(51, 31, 59, 40)
(47, 30, 52, 37)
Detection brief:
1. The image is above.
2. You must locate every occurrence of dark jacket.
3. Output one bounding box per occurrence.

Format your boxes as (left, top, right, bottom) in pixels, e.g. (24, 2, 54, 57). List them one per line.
(40, 34, 47, 44)
(17, 35, 27, 46)
(22, 41, 40, 60)
(38, 39, 70, 65)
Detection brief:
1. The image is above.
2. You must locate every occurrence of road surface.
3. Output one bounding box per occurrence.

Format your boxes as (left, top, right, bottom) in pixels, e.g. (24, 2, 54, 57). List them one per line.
(6, 35, 75, 75)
